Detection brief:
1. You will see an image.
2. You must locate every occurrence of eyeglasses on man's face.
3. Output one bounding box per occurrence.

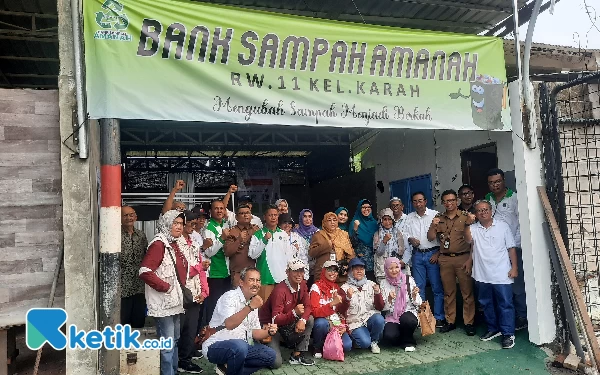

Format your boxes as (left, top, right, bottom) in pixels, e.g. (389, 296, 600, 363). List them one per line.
(460, 191, 474, 196)
(476, 208, 491, 213)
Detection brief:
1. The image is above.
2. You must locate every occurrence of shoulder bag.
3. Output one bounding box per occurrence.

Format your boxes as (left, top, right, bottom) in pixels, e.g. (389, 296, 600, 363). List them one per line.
(407, 276, 436, 337)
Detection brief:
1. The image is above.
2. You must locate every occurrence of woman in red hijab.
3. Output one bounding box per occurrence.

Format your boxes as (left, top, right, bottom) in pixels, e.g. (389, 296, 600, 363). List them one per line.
(309, 260, 353, 358)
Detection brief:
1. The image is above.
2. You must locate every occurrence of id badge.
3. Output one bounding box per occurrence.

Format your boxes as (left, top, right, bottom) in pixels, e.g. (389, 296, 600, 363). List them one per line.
(330, 313, 341, 326)
(444, 240, 450, 249)
(330, 253, 337, 261)
(246, 330, 254, 346)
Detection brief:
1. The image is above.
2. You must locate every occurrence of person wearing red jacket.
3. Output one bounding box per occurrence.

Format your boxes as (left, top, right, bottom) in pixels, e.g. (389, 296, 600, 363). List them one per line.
(309, 260, 352, 359)
(259, 259, 315, 367)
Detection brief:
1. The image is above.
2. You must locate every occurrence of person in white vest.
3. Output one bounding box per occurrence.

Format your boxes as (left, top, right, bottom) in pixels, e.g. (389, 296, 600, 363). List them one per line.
(139, 210, 187, 375)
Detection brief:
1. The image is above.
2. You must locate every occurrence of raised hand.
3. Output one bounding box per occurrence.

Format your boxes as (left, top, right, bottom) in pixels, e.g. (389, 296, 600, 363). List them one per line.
(383, 233, 392, 244)
(346, 288, 354, 299)
(466, 213, 476, 224)
(267, 323, 278, 336)
(202, 238, 213, 250)
(229, 185, 238, 193)
(294, 304, 305, 316)
(373, 284, 381, 294)
(432, 217, 441, 226)
(411, 286, 420, 300)
(174, 180, 185, 191)
(264, 231, 272, 241)
(388, 290, 397, 303)
(354, 220, 360, 231)
(249, 295, 263, 310)
(331, 290, 343, 306)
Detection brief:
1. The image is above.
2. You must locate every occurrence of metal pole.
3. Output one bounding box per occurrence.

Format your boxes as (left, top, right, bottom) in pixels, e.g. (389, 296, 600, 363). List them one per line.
(99, 118, 121, 375)
(543, 223, 585, 358)
(71, 0, 87, 158)
(511, 0, 522, 83)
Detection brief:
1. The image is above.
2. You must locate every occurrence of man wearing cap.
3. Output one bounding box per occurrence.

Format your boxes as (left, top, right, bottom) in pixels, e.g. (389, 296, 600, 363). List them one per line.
(249, 207, 295, 302)
(458, 185, 477, 215)
(427, 189, 477, 336)
(178, 210, 209, 373)
(259, 259, 315, 367)
(223, 185, 263, 229)
(223, 204, 259, 288)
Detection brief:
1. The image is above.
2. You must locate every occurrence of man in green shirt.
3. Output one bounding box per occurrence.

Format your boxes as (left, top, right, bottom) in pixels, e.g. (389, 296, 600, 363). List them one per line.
(249, 207, 294, 302)
(201, 199, 231, 328)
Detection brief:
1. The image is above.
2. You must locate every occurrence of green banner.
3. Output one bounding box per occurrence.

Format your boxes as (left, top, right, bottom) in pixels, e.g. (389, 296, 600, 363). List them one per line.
(84, 0, 511, 130)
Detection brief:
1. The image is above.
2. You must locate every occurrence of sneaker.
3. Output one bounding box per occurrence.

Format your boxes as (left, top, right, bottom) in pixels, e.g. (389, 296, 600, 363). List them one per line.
(289, 352, 315, 366)
(464, 324, 476, 336)
(215, 364, 227, 375)
(404, 346, 416, 352)
(370, 342, 381, 354)
(192, 350, 203, 360)
(515, 317, 528, 331)
(436, 319, 447, 328)
(314, 352, 323, 359)
(502, 335, 515, 349)
(178, 362, 203, 374)
(440, 323, 456, 333)
(480, 330, 501, 341)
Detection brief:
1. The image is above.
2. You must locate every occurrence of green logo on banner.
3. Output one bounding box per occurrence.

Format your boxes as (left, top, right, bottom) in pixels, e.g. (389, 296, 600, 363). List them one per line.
(93, 0, 132, 41)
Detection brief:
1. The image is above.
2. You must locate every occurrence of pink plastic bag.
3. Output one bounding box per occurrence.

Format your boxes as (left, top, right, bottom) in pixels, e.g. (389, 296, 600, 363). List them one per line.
(323, 326, 345, 361)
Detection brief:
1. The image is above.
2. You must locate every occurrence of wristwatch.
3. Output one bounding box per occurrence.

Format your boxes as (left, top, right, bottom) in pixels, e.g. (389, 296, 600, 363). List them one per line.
(246, 301, 255, 311)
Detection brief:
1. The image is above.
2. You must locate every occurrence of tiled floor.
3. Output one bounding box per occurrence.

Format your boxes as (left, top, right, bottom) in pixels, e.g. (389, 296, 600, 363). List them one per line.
(192, 328, 552, 375)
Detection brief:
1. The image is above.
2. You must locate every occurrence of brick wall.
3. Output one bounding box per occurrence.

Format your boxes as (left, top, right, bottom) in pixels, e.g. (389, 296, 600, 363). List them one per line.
(0, 88, 64, 327)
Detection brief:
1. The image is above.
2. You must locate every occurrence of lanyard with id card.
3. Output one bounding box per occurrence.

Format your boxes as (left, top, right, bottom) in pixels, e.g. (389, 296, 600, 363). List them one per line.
(244, 315, 254, 345)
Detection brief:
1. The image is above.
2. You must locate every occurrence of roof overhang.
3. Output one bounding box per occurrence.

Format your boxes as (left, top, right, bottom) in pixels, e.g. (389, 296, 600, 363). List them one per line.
(0, 0, 559, 90)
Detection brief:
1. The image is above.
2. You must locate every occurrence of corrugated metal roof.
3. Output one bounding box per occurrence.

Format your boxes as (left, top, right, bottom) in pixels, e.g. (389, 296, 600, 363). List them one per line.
(0, 0, 538, 90)
(0, 0, 58, 89)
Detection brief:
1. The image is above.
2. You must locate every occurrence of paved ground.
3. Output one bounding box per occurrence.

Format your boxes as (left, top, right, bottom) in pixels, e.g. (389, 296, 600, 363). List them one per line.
(190, 327, 554, 375)
(12, 323, 561, 375)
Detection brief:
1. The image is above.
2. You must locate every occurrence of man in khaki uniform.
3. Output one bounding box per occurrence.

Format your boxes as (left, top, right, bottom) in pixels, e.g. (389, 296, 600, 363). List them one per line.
(427, 189, 477, 336)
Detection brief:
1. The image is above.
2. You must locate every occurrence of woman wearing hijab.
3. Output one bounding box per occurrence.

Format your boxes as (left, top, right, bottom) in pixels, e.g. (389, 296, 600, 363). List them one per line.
(351, 199, 379, 281)
(309, 212, 355, 285)
(294, 209, 319, 280)
(139, 210, 188, 375)
(309, 260, 352, 358)
(335, 207, 350, 232)
(274, 198, 289, 215)
(373, 208, 408, 283)
(379, 257, 422, 352)
(341, 258, 385, 354)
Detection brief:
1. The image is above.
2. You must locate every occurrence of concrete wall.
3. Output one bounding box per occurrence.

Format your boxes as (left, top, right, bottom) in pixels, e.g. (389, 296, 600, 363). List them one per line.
(0, 89, 64, 327)
(361, 129, 515, 211)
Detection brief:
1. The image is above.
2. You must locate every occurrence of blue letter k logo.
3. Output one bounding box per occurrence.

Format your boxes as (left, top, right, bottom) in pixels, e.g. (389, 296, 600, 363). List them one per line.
(26, 308, 68, 350)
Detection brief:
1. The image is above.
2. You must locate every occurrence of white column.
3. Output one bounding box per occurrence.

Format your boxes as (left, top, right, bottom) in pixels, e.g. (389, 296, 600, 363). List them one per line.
(510, 80, 556, 345)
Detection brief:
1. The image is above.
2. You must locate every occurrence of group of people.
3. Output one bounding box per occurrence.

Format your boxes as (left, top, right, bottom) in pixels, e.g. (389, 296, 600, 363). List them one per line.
(119, 168, 525, 375)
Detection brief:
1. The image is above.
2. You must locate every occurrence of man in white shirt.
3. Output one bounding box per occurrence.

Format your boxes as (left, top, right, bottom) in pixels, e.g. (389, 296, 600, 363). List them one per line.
(468, 200, 518, 349)
(485, 168, 526, 331)
(223, 185, 263, 229)
(203, 267, 278, 375)
(402, 191, 445, 326)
